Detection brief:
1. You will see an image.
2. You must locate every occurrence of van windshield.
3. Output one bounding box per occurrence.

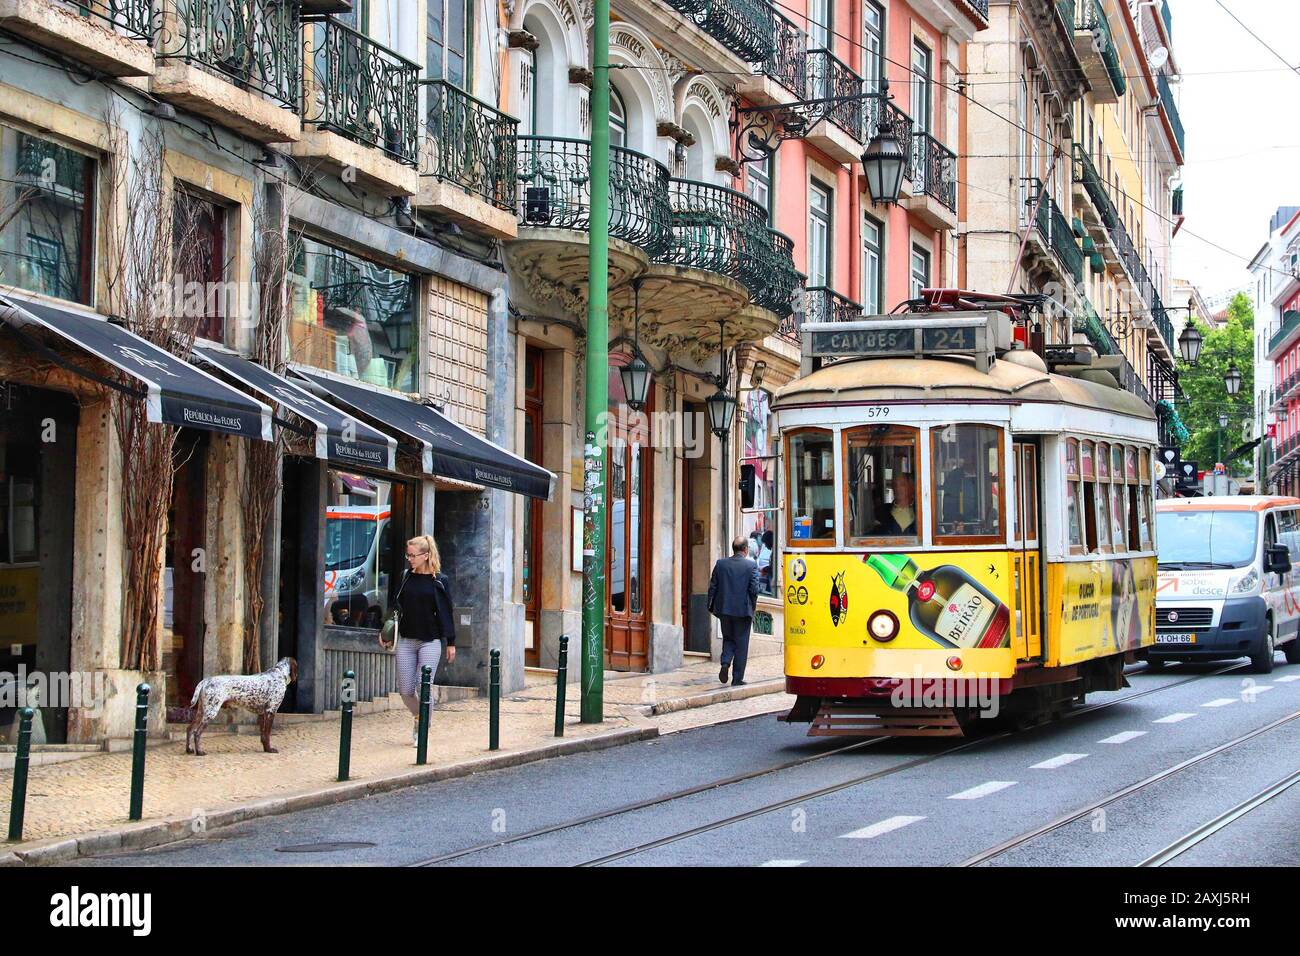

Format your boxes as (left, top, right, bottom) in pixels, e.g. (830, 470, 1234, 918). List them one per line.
(1156, 510, 1258, 569)
(326, 518, 378, 571)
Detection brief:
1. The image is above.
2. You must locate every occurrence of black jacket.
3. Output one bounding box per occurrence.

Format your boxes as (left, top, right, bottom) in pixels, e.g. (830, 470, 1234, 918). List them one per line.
(397, 571, 458, 646)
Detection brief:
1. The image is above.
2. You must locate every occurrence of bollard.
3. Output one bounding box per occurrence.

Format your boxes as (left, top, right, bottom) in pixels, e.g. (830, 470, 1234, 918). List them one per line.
(7, 707, 33, 842)
(554, 635, 569, 737)
(416, 664, 433, 765)
(128, 683, 150, 822)
(337, 670, 355, 782)
(489, 648, 501, 751)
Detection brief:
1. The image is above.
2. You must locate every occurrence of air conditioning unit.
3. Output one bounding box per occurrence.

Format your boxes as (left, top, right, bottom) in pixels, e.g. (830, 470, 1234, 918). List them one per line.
(524, 187, 552, 224)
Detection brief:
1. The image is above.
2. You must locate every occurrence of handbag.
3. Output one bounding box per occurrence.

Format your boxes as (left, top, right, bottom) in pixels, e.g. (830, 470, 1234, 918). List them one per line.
(379, 570, 410, 651)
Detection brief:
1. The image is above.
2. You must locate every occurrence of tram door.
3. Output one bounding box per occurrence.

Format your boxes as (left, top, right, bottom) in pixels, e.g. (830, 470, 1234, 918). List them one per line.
(1011, 441, 1043, 660)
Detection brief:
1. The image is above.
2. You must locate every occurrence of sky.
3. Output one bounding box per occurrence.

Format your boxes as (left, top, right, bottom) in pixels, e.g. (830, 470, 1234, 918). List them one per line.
(1169, 0, 1300, 305)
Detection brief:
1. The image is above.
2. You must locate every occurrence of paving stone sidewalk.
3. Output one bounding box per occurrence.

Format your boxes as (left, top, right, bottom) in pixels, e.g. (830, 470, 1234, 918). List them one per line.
(0, 652, 784, 862)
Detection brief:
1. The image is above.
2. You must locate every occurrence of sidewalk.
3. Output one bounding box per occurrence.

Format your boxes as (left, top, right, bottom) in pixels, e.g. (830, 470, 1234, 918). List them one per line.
(0, 653, 786, 864)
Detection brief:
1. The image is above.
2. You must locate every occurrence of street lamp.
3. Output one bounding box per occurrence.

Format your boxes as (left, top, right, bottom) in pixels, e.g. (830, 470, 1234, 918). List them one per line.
(861, 123, 907, 206)
(619, 280, 651, 412)
(1177, 322, 1202, 364)
(1224, 363, 1243, 397)
(1218, 412, 1230, 429)
(707, 321, 735, 438)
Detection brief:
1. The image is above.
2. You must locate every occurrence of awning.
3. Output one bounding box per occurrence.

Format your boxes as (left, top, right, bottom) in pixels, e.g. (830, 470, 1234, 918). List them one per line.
(294, 369, 554, 500)
(0, 293, 271, 440)
(193, 346, 396, 471)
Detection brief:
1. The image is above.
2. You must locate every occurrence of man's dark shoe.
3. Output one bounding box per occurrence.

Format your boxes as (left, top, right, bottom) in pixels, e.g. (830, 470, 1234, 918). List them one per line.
(719, 664, 729, 684)
(732, 680, 747, 687)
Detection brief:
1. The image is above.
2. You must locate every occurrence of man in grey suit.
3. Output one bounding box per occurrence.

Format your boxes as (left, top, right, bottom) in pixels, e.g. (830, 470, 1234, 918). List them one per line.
(708, 535, 761, 686)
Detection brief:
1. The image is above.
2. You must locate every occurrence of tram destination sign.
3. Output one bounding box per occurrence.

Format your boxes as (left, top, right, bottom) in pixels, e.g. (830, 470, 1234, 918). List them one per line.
(803, 311, 1010, 372)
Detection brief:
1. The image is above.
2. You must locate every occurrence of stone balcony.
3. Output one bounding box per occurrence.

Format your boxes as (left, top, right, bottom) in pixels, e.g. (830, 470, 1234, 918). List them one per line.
(0, 0, 155, 76)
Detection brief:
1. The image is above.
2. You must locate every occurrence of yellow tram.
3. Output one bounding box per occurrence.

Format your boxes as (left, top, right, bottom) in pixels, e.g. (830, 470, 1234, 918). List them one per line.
(776, 298, 1158, 736)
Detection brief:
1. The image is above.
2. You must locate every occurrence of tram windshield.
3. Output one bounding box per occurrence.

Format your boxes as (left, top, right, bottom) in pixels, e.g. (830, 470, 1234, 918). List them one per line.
(789, 430, 836, 542)
(1156, 510, 1258, 569)
(931, 424, 1003, 542)
(844, 426, 920, 544)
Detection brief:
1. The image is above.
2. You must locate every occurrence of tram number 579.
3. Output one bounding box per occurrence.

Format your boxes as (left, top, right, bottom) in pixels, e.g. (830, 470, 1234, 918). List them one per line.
(862, 406, 891, 420)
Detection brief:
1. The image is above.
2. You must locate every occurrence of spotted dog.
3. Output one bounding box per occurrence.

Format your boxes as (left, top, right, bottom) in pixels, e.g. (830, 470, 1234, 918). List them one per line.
(185, 658, 298, 757)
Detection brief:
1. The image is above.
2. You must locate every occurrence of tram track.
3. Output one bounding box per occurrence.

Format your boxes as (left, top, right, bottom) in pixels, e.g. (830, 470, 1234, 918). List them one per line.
(958, 708, 1300, 867)
(406, 660, 1242, 866)
(1138, 767, 1300, 867)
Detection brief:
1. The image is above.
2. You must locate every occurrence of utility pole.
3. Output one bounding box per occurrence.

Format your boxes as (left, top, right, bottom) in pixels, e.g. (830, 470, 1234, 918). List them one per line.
(580, 0, 611, 723)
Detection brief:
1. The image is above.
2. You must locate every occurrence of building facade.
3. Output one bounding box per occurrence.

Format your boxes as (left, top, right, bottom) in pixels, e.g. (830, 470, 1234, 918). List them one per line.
(963, 0, 1185, 444)
(1253, 207, 1300, 495)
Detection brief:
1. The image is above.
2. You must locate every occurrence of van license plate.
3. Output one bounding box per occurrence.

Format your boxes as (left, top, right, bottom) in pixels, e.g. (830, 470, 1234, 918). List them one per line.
(1158, 633, 1196, 644)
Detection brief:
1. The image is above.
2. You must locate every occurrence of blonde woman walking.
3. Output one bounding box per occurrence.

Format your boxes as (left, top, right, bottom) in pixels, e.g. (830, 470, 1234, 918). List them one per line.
(387, 535, 457, 744)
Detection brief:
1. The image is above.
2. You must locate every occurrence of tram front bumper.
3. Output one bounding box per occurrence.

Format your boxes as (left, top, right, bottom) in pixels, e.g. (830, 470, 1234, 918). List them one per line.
(1150, 596, 1268, 661)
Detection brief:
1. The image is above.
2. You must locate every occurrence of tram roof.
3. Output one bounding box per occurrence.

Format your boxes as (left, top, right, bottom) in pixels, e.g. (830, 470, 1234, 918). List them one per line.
(772, 354, 1156, 421)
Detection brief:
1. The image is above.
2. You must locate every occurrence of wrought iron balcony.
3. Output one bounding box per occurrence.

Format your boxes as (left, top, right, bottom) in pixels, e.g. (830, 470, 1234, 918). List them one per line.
(157, 0, 301, 109)
(302, 15, 421, 165)
(806, 48, 863, 140)
(657, 178, 769, 283)
(1028, 181, 1083, 284)
(1269, 309, 1300, 356)
(965, 0, 989, 18)
(74, 0, 153, 40)
(516, 136, 672, 253)
(665, 0, 776, 64)
(762, 7, 808, 99)
(1074, 0, 1127, 97)
(909, 131, 957, 212)
(753, 228, 800, 319)
(423, 80, 518, 212)
(1157, 72, 1185, 156)
(1074, 299, 1118, 356)
(1150, 294, 1176, 357)
(805, 286, 863, 325)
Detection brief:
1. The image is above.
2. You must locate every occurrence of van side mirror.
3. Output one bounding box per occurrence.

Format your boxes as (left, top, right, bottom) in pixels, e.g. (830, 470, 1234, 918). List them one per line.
(1266, 544, 1292, 576)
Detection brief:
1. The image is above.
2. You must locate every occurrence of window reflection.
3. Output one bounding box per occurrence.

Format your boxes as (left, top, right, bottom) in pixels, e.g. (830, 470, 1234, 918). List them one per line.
(788, 430, 835, 541)
(289, 235, 417, 393)
(931, 424, 1002, 540)
(844, 426, 919, 543)
(323, 470, 394, 630)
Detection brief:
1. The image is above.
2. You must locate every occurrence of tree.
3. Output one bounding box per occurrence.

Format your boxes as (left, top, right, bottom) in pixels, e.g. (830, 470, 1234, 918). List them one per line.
(1174, 292, 1255, 474)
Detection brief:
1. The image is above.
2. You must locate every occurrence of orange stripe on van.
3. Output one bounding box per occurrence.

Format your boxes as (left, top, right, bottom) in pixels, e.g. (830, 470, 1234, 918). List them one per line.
(1156, 497, 1300, 513)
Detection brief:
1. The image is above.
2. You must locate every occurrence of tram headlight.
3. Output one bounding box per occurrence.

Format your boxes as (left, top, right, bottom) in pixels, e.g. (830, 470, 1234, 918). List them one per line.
(811, 655, 825, 669)
(867, 609, 899, 642)
(1228, 567, 1260, 595)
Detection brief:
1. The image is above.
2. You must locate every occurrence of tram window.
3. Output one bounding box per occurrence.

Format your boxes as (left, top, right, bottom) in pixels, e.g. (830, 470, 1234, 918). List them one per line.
(844, 426, 920, 544)
(1081, 441, 1099, 552)
(931, 424, 1003, 543)
(1065, 439, 1083, 552)
(787, 429, 835, 543)
(1096, 443, 1113, 552)
(1110, 480, 1127, 551)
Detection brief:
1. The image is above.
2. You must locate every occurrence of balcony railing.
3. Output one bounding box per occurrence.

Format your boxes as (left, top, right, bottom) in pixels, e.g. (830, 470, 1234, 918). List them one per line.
(1074, 0, 1127, 97)
(302, 16, 421, 165)
(1157, 72, 1185, 156)
(910, 131, 957, 212)
(1269, 310, 1300, 355)
(667, 0, 776, 63)
(1027, 181, 1083, 284)
(806, 48, 863, 140)
(762, 7, 808, 99)
(423, 80, 518, 211)
(754, 229, 800, 319)
(867, 98, 913, 167)
(966, 0, 989, 19)
(74, 0, 153, 40)
(658, 178, 769, 283)
(1074, 299, 1118, 356)
(157, 0, 302, 110)
(805, 286, 863, 325)
(516, 136, 672, 253)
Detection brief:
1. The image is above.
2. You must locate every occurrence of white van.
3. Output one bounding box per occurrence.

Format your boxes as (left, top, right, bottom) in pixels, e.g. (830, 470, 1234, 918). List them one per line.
(323, 505, 392, 628)
(1154, 496, 1300, 673)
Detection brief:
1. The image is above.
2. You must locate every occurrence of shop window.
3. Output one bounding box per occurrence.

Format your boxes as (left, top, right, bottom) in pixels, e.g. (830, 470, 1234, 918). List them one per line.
(289, 235, 417, 393)
(931, 424, 1003, 544)
(787, 428, 835, 544)
(0, 126, 96, 305)
(740, 388, 779, 595)
(843, 424, 920, 545)
(1065, 438, 1083, 552)
(323, 470, 400, 629)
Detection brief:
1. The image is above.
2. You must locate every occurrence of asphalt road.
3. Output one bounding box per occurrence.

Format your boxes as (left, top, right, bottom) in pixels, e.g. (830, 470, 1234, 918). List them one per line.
(73, 658, 1300, 867)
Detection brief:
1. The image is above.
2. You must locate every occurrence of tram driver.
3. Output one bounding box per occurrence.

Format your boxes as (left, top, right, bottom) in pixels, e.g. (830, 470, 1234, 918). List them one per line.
(876, 474, 917, 537)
